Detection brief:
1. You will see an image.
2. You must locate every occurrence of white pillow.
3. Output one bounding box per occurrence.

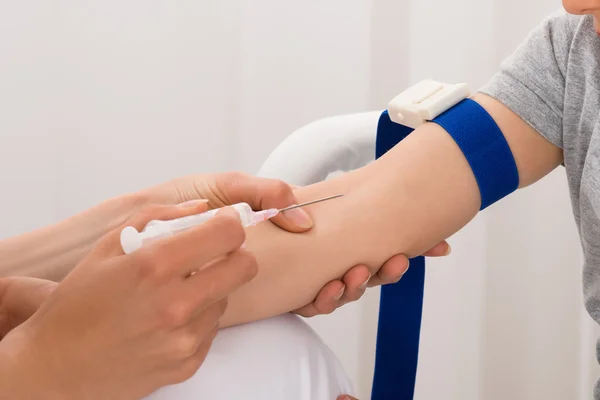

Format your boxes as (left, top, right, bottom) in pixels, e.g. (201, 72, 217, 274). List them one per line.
(257, 111, 379, 186)
(145, 314, 355, 400)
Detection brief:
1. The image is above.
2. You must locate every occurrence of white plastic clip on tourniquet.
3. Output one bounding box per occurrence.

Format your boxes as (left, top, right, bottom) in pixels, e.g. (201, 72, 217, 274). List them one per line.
(387, 79, 471, 129)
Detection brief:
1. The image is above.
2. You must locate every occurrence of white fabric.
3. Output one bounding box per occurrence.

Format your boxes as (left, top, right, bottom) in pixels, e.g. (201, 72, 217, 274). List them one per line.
(145, 314, 355, 400)
(257, 111, 379, 185)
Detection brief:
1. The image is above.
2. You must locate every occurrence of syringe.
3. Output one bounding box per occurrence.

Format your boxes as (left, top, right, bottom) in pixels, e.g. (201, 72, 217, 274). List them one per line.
(120, 194, 344, 254)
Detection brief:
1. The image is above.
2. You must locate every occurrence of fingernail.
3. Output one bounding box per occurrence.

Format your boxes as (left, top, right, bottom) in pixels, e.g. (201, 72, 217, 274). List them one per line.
(400, 260, 410, 279)
(282, 208, 313, 229)
(334, 286, 345, 301)
(359, 273, 371, 290)
(444, 244, 452, 256)
(179, 199, 208, 208)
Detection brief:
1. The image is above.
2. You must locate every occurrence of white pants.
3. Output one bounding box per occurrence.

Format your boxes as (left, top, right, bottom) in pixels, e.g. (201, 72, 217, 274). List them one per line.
(145, 314, 355, 400)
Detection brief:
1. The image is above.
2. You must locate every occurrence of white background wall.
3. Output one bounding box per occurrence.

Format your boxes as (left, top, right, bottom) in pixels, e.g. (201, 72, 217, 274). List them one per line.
(1, 0, 597, 399)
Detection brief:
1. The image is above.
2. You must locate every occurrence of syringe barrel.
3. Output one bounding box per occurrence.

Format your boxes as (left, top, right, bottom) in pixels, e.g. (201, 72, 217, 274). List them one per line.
(121, 203, 259, 254)
(145, 203, 256, 233)
(233, 203, 259, 226)
(146, 208, 220, 233)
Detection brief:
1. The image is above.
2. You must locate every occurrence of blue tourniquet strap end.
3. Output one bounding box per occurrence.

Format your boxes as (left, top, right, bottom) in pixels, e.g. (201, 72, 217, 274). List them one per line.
(372, 257, 425, 400)
(372, 110, 423, 400)
(371, 100, 519, 400)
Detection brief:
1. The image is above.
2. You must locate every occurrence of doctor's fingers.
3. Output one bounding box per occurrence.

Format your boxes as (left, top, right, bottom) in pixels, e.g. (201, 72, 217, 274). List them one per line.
(422, 240, 452, 257)
(178, 248, 257, 312)
(293, 279, 346, 317)
(212, 172, 313, 233)
(129, 207, 248, 279)
(162, 299, 226, 362)
(90, 201, 210, 260)
(365, 241, 450, 287)
(293, 265, 372, 317)
(167, 313, 221, 384)
(367, 254, 410, 288)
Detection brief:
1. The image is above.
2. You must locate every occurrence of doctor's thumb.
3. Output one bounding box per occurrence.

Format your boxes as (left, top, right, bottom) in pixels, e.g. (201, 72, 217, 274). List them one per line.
(278, 207, 314, 231)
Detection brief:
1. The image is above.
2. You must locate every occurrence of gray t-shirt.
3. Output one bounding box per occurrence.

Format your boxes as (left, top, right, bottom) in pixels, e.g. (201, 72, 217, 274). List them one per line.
(480, 10, 600, 397)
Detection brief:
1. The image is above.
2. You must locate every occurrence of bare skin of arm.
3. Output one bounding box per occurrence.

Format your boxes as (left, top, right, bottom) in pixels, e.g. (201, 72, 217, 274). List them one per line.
(221, 94, 563, 327)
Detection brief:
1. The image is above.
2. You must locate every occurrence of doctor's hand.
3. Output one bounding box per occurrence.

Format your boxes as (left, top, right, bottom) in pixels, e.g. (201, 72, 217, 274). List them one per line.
(294, 240, 451, 317)
(0, 276, 56, 339)
(0, 203, 256, 400)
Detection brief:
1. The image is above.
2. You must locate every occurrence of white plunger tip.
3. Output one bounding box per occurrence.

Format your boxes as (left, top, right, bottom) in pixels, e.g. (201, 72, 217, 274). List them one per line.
(120, 226, 142, 254)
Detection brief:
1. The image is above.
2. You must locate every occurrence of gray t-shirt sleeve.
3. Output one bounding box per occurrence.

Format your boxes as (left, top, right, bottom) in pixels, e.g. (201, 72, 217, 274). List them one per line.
(479, 11, 577, 148)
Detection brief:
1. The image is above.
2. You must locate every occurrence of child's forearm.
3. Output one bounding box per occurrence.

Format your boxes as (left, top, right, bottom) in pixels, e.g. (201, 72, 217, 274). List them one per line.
(0, 194, 143, 280)
(221, 94, 563, 327)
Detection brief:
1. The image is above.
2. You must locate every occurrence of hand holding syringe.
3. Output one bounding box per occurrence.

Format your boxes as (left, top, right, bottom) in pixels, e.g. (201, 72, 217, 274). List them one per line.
(120, 194, 343, 254)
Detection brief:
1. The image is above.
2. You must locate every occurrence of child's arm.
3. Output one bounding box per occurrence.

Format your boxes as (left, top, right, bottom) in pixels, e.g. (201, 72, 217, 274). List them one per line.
(221, 93, 563, 327)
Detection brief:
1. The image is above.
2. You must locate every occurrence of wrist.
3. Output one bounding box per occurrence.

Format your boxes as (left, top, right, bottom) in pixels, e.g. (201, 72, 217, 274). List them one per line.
(0, 351, 24, 398)
(93, 191, 149, 233)
(0, 191, 148, 280)
(0, 329, 67, 399)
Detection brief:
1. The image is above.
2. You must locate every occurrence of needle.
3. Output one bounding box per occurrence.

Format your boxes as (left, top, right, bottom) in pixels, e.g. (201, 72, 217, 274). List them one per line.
(278, 194, 344, 212)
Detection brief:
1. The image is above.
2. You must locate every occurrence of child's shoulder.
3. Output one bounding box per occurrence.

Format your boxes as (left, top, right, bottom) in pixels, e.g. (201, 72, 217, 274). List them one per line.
(526, 10, 594, 69)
